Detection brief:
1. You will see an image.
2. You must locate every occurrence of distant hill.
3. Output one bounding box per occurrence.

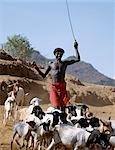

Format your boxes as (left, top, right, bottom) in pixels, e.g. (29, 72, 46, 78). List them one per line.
(31, 50, 49, 64)
(31, 50, 115, 86)
(66, 56, 115, 86)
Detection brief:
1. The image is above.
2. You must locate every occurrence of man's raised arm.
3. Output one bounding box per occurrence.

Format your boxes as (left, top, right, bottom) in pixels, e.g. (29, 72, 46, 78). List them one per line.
(65, 40, 80, 65)
(74, 40, 80, 62)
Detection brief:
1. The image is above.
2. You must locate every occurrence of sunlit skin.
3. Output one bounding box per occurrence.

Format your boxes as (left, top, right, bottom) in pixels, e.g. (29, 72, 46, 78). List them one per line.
(33, 41, 80, 83)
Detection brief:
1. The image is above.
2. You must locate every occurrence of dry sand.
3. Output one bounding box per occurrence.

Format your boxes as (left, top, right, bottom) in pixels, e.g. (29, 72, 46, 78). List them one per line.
(0, 75, 115, 149)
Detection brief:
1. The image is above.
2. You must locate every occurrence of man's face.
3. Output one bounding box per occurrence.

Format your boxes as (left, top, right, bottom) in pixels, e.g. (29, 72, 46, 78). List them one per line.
(55, 51, 63, 60)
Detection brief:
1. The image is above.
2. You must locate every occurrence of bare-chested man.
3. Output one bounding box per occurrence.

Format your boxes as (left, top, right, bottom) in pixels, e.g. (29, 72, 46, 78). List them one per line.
(33, 41, 80, 110)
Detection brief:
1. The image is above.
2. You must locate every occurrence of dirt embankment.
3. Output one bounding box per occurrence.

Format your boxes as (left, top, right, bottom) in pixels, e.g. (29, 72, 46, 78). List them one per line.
(0, 75, 115, 107)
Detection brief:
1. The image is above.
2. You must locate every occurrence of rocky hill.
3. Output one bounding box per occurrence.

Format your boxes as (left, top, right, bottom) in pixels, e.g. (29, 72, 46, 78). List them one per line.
(31, 51, 115, 86)
(66, 57, 115, 86)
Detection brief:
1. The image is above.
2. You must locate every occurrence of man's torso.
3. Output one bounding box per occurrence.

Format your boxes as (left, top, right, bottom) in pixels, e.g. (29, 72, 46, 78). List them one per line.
(50, 60, 67, 83)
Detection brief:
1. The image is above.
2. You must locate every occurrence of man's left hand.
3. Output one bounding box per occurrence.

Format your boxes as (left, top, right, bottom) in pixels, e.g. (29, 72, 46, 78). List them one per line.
(74, 40, 78, 49)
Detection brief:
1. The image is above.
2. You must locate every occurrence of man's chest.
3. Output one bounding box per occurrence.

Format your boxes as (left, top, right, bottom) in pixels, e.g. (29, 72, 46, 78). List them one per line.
(51, 62, 66, 70)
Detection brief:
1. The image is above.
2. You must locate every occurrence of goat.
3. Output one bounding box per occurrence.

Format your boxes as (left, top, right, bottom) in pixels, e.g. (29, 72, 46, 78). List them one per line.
(30, 97, 42, 106)
(31, 119, 51, 150)
(17, 97, 42, 121)
(23, 108, 51, 150)
(12, 83, 25, 106)
(11, 108, 50, 150)
(8, 82, 28, 106)
(33, 110, 70, 149)
(20, 105, 46, 149)
(3, 92, 18, 126)
(11, 121, 36, 150)
(46, 118, 113, 150)
(46, 124, 90, 150)
(66, 104, 89, 122)
(106, 118, 115, 148)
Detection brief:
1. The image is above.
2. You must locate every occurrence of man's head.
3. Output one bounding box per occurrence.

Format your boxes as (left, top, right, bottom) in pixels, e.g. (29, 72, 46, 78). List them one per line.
(53, 48, 64, 60)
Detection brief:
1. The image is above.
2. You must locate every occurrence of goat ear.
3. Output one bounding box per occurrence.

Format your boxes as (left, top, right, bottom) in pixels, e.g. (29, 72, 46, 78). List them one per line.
(100, 119, 106, 126)
(100, 119, 103, 123)
(109, 121, 111, 126)
(86, 106, 89, 110)
(48, 120, 51, 124)
(42, 112, 45, 116)
(39, 122, 44, 126)
(31, 110, 35, 114)
(86, 129, 92, 133)
(108, 116, 111, 120)
(47, 112, 52, 115)
(53, 111, 59, 115)
(26, 121, 36, 128)
(74, 106, 76, 109)
(100, 119, 104, 124)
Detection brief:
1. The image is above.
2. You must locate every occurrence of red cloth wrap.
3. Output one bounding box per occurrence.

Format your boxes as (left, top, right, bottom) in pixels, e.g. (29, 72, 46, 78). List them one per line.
(50, 82, 69, 107)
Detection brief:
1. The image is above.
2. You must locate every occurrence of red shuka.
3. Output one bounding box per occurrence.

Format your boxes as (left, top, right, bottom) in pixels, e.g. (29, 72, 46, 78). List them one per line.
(50, 82, 69, 107)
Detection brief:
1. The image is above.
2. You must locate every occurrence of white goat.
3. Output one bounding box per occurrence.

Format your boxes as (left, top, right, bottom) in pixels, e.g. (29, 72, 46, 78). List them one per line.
(46, 124, 91, 150)
(30, 97, 42, 106)
(17, 97, 42, 121)
(11, 121, 36, 150)
(3, 92, 18, 126)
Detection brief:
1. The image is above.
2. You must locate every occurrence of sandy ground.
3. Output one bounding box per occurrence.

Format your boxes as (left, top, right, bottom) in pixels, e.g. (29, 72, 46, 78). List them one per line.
(0, 75, 115, 149)
(0, 103, 115, 150)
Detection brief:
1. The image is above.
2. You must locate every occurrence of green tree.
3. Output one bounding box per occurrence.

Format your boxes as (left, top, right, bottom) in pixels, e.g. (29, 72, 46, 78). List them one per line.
(4, 34, 33, 60)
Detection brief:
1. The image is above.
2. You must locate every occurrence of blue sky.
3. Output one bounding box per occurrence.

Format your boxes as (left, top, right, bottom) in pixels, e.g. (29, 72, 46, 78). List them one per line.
(0, 0, 114, 79)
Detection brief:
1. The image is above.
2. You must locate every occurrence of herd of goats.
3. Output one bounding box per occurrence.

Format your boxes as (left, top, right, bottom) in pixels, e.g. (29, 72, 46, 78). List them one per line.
(2, 81, 115, 150)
